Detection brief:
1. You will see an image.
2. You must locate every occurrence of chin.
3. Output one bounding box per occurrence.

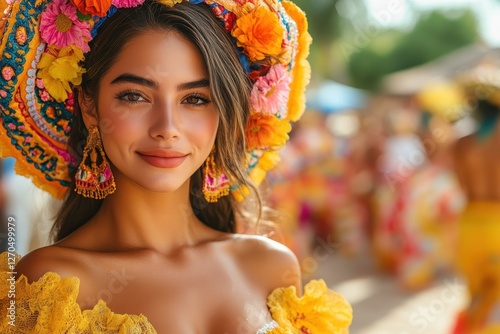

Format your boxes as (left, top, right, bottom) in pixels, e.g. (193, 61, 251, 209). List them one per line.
(135, 178, 190, 195)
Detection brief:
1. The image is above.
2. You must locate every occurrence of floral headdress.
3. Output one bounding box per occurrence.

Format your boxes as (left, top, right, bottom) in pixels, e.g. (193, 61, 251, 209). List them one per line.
(0, 0, 311, 200)
(456, 61, 500, 107)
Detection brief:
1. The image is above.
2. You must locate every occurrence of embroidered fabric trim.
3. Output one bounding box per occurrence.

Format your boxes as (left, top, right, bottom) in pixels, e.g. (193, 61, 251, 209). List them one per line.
(255, 320, 279, 334)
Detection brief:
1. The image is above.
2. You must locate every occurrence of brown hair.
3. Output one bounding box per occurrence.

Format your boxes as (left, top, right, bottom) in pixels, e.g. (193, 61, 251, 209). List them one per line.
(52, 1, 259, 241)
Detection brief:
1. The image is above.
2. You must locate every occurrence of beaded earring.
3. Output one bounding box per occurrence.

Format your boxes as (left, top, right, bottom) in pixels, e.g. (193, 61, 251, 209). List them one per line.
(75, 126, 116, 199)
(202, 147, 230, 203)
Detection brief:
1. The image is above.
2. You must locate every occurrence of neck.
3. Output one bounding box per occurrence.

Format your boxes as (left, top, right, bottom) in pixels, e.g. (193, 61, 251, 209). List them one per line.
(91, 175, 216, 254)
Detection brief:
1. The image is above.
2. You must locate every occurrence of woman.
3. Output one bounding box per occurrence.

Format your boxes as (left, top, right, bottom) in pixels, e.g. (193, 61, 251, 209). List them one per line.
(452, 64, 500, 333)
(0, 0, 352, 333)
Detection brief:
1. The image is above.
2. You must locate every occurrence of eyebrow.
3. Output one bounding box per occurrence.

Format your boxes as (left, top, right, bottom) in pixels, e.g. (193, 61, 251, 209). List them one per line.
(111, 74, 158, 89)
(177, 79, 210, 91)
(110, 74, 210, 91)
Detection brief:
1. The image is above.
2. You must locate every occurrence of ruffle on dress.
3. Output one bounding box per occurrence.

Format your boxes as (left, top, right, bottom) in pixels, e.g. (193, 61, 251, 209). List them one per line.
(0, 252, 156, 333)
(0, 252, 352, 333)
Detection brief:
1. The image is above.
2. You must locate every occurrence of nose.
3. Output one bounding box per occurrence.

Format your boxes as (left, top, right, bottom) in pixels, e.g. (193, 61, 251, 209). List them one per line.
(148, 100, 180, 141)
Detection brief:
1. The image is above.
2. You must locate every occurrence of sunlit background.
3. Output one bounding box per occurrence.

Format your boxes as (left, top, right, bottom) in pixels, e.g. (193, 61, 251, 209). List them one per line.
(262, 0, 500, 333)
(2, 1, 500, 333)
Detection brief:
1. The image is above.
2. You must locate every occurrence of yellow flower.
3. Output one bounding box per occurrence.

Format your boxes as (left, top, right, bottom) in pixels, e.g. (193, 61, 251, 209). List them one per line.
(37, 45, 85, 102)
(245, 113, 291, 150)
(248, 151, 281, 185)
(267, 279, 353, 334)
(156, 0, 183, 7)
(232, 6, 284, 61)
(282, 1, 312, 122)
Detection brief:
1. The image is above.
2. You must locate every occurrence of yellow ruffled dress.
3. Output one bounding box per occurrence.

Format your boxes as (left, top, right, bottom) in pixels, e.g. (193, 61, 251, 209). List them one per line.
(453, 202, 500, 333)
(0, 252, 352, 333)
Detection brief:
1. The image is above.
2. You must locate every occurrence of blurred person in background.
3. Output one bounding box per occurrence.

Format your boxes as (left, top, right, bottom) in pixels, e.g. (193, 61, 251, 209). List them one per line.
(382, 84, 467, 291)
(394, 104, 465, 290)
(372, 106, 426, 275)
(266, 108, 368, 282)
(372, 98, 465, 290)
(452, 63, 500, 334)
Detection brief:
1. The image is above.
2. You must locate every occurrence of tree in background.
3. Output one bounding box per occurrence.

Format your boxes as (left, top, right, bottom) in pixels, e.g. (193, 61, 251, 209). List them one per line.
(347, 9, 479, 91)
(291, 0, 341, 82)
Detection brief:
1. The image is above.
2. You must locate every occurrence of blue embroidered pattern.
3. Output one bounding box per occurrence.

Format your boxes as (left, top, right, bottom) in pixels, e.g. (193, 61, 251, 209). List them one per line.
(0, 0, 74, 190)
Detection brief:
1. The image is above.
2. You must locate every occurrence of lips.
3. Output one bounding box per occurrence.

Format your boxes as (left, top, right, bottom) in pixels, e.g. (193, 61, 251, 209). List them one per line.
(137, 150, 188, 168)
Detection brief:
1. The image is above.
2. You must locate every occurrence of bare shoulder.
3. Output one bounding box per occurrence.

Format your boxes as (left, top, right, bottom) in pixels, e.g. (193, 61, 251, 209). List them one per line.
(454, 134, 476, 153)
(15, 245, 85, 283)
(229, 234, 302, 294)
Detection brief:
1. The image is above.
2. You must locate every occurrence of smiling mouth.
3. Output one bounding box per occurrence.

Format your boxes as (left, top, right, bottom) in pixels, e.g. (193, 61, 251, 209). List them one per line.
(137, 151, 188, 168)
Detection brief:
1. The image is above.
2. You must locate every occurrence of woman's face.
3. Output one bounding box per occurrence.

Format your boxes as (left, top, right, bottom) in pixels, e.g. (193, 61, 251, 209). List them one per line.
(93, 30, 219, 193)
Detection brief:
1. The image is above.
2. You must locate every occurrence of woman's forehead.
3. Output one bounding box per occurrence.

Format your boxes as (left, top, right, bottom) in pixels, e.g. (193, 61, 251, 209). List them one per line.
(105, 30, 208, 86)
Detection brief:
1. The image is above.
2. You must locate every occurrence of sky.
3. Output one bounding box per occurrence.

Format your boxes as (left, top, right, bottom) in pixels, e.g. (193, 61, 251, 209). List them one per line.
(363, 0, 500, 46)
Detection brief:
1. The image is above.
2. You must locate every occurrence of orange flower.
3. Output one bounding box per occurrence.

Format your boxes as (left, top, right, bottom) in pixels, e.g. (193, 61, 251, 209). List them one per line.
(232, 6, 284, 61)
(245, 113, 291, 150)
(71, 0, 112, 17)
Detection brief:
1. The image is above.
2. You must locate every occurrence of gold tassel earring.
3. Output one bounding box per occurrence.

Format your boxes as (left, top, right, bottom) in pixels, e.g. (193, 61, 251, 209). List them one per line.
(75, 126, 116, 199)
(202, 147, 230, 203)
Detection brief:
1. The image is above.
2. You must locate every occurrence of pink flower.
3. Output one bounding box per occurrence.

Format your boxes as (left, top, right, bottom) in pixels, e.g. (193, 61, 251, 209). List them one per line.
(40, 0, 92, 52)
(250, 64, 291, 117)
(2, 66, 14, 81)
(112, 0, 145, 8)
(66, 93, 75, 107)
(40, 90, 51, 102)
(36, 78, 45, 89)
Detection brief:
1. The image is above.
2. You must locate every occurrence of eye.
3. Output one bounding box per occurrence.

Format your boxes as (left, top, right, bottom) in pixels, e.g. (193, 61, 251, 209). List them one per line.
(115, 90, 147, 104)
(182, 93, 211, 106)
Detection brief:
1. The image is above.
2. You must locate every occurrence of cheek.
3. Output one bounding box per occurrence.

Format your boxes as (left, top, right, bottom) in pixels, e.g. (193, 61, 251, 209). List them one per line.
(97, 99, 148, 149)
(186, 111, 219, 144)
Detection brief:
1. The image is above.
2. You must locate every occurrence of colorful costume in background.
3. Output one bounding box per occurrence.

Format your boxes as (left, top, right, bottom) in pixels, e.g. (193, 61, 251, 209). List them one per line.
(395, 164, 464, 289)
(266, 112, 367, 265)
(452, 202, 500, 334)
(373, 135, 465, 289)
(0, 0, 352, 332)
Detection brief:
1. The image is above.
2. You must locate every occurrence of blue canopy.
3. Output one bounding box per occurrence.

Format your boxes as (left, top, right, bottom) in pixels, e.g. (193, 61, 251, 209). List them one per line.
(306, 80, 367, 113)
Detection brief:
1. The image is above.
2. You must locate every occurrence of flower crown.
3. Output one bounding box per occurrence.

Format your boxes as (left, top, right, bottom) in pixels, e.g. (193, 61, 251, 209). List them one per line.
(456, 62, 500, 108)
(0, 0, 311, 200)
